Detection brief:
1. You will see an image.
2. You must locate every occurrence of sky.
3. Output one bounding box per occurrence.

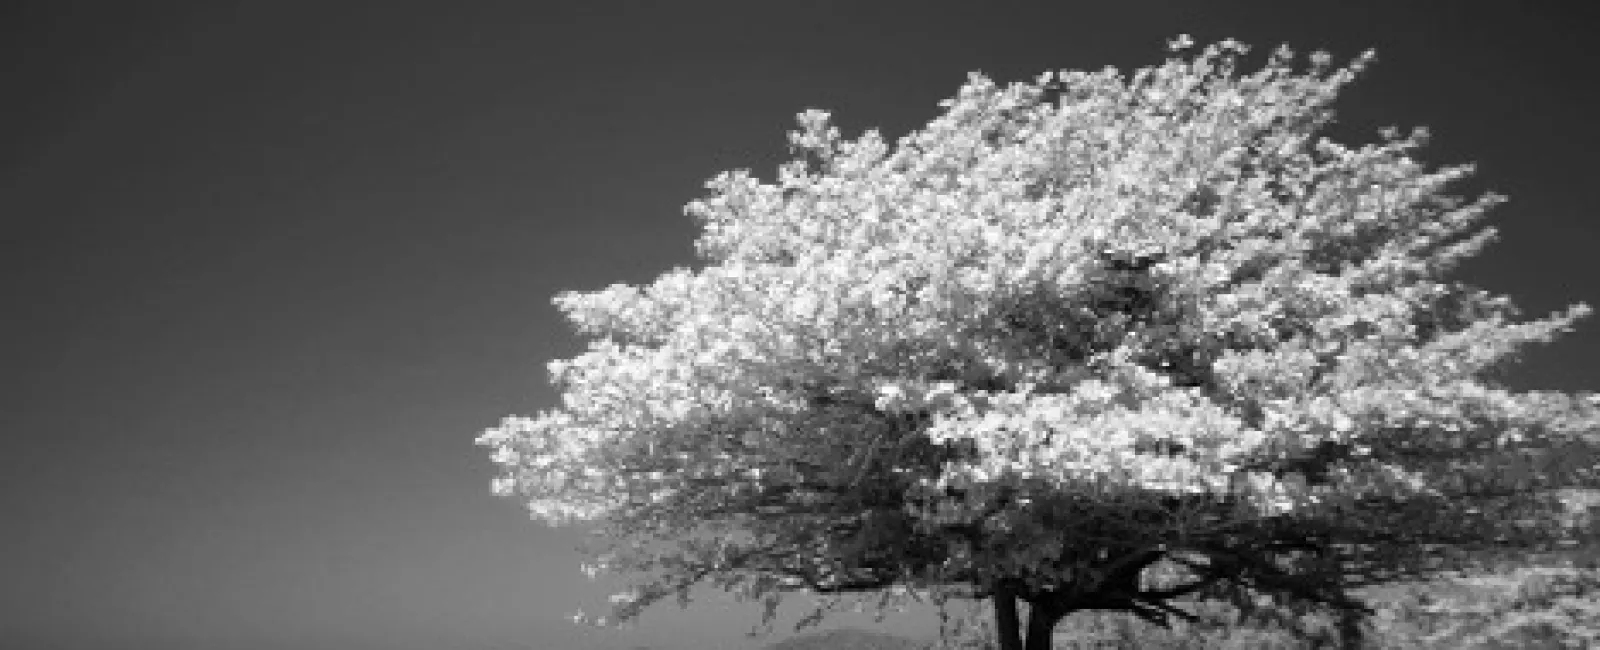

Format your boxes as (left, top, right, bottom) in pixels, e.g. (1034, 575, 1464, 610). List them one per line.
(3, 2, 1598, 649)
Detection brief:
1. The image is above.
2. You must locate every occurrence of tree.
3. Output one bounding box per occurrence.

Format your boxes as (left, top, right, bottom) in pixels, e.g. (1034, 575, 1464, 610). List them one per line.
(477, 37, 1600, 650)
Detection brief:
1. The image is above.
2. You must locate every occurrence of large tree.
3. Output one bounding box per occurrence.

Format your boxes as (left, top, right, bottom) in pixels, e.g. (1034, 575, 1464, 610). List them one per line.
(478, 37, 1600, 650)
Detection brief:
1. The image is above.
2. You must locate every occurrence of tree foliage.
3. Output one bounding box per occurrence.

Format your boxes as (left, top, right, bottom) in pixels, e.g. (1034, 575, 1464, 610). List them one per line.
(478, 36, 1600, 649)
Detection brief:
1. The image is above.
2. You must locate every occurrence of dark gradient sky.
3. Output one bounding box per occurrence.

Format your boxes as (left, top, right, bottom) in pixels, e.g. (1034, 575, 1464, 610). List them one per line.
(3, 2, 1597, 649)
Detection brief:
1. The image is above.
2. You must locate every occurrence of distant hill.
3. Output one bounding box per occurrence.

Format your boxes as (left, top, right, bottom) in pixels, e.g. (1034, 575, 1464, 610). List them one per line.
(764, 628, 930, 650)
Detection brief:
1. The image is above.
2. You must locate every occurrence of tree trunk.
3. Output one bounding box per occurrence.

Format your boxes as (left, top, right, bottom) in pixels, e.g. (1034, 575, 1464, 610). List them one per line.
(1023, 600, 1066, 650)
(993, 585, 1023, 650)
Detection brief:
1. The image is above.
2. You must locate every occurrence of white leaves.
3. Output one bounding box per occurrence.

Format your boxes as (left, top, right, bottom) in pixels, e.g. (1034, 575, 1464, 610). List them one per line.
(484, 36, 1599, 628)
(789, 109, 839, 156)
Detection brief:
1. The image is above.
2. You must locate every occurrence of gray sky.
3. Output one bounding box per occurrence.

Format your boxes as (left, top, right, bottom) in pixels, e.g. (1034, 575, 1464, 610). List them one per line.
(4, 2, 1597, 649)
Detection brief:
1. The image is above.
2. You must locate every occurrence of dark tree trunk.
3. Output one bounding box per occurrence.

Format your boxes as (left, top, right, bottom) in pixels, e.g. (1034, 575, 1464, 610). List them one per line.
(993, 584, 1023, 650)
(991, 583, 1072, 650)
(1023, 599, 1066, 650)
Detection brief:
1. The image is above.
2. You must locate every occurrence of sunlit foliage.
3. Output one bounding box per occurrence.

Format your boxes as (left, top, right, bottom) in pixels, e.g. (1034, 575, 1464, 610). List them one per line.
(479, 36, 1600, 649)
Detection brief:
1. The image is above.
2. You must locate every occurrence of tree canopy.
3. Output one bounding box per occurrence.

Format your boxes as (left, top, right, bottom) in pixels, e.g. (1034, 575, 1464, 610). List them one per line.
(478, 37, 1600, 650)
